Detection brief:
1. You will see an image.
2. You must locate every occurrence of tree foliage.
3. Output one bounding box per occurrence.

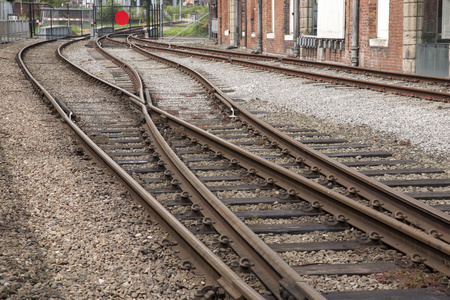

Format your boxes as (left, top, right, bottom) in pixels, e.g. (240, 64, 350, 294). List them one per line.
(99, 0, 123, 21)
(164, 4, 207, 20)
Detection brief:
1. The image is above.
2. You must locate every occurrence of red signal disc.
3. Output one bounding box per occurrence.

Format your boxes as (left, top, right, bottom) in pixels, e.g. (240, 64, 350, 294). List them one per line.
(115, 11, 129, 25)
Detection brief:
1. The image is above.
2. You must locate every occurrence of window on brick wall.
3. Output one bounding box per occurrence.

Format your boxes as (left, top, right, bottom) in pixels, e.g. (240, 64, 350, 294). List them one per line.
(289, 0, 294, 34)
(377, 0, 389, 39)
(422, 0, 450, 42)
(316, 0, 345, 38)
(369, 0, 389, 47)
(285, 0, 294, 40)
(442, 0, 450, 39)
(267, 0, 275, 38)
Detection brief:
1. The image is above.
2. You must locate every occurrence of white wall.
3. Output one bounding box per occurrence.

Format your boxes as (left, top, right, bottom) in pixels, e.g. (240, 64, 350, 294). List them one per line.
(317, 0, 345, 38)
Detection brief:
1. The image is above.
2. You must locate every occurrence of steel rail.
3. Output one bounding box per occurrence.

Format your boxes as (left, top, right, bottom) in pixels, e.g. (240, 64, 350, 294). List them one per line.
(148, 96, 450, 278)
(112, 39, 450, 277)
(95, 36, 144, 100)
(97, 35, 326, 300)
(18, 38, 264, 300)
(124, 39, 450, 246)
(130, 36, 450, 87)
(128, 37, 450, 103)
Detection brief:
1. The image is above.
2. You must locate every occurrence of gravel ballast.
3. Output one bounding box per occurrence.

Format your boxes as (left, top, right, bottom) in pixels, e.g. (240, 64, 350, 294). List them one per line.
(2, 37, 449, 298)
(155, 46, 450, 156)
(0, 40, 201, 299)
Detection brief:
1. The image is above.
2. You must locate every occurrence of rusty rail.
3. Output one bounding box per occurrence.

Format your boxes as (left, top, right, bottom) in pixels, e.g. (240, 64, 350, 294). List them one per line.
(123, 37, 450, 243)
(98, 33, 326, 300)
(110, 37, 450, 277)
(128, 36, 450, 103)
(130, 36, 450, 88)
(18, 38, 266, 300)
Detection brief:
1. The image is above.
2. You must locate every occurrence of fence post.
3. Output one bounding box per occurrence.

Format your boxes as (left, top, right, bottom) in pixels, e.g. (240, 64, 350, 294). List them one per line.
(147, 0, 150, 36)
(50, 9, 53, 37)
(100, 1, 103, 31)
(7, 21, 10, 42)
(111, 0, 113, 31)
(30, 2, 34, 37)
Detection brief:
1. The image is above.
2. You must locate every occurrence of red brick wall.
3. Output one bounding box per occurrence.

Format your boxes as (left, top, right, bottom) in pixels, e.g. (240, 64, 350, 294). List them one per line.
(358, 0, 404, 71)
(243, 0, 257, 49)
(217, 0, 404, 72)
(218, 0, 231, 45)
(261, 0, 295, 54)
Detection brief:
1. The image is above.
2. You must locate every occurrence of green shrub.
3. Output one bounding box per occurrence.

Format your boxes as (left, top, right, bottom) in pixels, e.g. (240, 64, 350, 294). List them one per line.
(99, 0, 123, 21)
(164, 4, 208, 21)
(163, 16, 208, 37)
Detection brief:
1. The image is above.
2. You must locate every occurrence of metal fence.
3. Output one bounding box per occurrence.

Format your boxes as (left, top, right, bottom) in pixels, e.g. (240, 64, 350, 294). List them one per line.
(0, 20, 29, 43)
(28, 4, 160, 39)
(36, 8, 93, 37)
(94, 4, 162, 38)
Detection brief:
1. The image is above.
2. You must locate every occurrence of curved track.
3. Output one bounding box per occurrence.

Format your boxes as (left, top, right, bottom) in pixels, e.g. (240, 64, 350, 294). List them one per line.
(101, 34, 450, 295)
(17, 33, 450, 299)
(18, 37, 267, 300)
(128, 36, 450, 103)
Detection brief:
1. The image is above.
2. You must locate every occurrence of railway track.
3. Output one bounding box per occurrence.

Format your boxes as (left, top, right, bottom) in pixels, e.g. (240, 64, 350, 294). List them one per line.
(17, 34, 450, 299)
(98, 34, 450, 296)
(18, 38, 268, 300)
(127, 36, 450, 103)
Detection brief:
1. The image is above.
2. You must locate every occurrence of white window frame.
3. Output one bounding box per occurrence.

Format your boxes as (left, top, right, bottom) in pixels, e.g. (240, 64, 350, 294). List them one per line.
(377, 0, 389, 39)
(267, 0, 275, 39)
(285, 0, 294, 40)
(316, 0, 345, 39)
(443, 0, 450, 39)
(370, 0, 389, 47)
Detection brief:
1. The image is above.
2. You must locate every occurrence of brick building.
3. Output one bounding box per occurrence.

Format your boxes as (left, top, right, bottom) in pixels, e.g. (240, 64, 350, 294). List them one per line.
(212, 0, 450, 77)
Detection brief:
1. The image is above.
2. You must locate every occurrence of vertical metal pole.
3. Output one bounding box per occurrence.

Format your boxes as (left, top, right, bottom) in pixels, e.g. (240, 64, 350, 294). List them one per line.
(243, 0, 247, 48)
(154, 0, 156, 36)
(111, 0, 114, 30)
(179, 0, 181, 21)
(293, 0, 299, 56)
(152, 0, 154, 36)
(256, 0, 262, 53)
(351, 0, 359, 66)
(147, 0, 150, 36)
(100, 1, 103, 31)
(93, 4, 96, 37)
(30, 1, 34, 38)
(67, 2, 70, 33)
(234, 0, 239, 47)
(160, 0, 163, 37)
